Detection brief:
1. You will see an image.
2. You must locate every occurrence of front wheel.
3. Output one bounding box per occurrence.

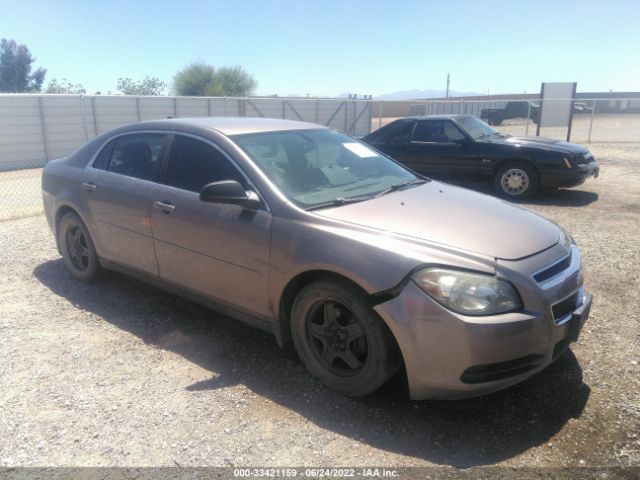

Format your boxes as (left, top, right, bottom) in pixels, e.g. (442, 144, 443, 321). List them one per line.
(494, 162, 539, 199)
(290, 281, 400, 397)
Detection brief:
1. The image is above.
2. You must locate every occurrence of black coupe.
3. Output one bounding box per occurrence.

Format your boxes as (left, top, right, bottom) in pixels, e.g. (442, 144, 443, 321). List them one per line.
(361, 115, 599, 198)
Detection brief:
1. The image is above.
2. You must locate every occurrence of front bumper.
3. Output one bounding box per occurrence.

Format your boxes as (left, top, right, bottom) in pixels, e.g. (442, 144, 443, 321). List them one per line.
(374, 244, 591, 400)
(542, 161, 599, 188)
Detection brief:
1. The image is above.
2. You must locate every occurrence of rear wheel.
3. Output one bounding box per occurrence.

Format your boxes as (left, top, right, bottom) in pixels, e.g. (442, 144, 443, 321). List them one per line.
(487, 114, 503, 126)
(290, 281, 400, 397)
(494, 162, 539, 199)
(57, 212, 103, 282)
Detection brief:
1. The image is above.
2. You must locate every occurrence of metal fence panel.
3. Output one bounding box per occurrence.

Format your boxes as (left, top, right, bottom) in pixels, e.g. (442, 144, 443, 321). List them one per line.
(5, 93, 637, 221)
(0, 94, 374, 219)
(139, 96, 175, 121)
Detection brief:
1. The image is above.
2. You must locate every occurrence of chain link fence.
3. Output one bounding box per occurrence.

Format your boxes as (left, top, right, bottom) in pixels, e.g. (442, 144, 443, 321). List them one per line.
(371, 97, 640, 143)
(1, 94, 639, 221)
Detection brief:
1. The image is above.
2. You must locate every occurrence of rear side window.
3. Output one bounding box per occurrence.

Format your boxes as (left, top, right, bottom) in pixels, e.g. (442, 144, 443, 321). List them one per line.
(106, 133, 168, 181)
(165, 135, 244, 193)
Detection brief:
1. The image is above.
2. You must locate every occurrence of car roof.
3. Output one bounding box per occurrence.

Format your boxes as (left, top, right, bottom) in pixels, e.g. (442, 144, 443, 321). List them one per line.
(136, 117, 323, 136)
(396, 114, 474, 121)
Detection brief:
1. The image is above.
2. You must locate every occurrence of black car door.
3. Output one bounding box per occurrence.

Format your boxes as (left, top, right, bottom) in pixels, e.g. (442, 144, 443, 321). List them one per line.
(366, 119, 416, 161)
(401, 119, 480, 178)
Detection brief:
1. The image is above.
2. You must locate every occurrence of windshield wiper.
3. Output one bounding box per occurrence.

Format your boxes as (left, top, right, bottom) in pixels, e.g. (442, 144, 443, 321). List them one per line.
(374, 178, 427, 198)
(305, 196, 370, 211)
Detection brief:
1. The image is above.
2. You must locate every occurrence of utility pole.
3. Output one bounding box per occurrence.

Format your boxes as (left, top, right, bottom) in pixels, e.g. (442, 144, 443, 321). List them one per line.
(445, 73, 450, 98)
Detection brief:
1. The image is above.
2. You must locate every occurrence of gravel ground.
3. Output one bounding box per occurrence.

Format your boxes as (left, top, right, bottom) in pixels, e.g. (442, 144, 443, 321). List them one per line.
(0, 143, 638, 470)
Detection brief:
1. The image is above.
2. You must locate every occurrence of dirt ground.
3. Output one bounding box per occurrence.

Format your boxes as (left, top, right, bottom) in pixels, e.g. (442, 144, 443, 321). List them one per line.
(0, 143, 638, 472)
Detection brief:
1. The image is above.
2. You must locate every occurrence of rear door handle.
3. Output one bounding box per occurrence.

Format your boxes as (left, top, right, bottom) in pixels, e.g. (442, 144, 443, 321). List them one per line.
(81, 182, 96, 192)
(153, 200, 175, 214)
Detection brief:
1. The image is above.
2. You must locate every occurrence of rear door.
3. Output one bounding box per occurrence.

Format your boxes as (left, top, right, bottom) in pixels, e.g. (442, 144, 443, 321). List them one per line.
(83, 132, 170, 276)
(150, 134, 272, 318)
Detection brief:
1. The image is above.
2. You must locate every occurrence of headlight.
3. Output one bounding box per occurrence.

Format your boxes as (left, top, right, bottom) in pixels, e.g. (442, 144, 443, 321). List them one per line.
(412, 268, 522, 316)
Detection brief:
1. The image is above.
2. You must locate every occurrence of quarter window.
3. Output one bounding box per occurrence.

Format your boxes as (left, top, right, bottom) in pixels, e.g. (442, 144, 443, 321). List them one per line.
(106, 133, 168, 181)
(165, 135, 243, 193)
(92, 139, 115, 170)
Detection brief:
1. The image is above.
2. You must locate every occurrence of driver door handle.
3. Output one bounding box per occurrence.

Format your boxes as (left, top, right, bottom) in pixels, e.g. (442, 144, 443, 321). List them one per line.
(81, 182, 96, 192)
(153, 200, 175, 214)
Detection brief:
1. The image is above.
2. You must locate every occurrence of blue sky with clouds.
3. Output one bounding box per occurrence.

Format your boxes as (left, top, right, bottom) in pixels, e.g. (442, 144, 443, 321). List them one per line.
(2, 0, 639, 96)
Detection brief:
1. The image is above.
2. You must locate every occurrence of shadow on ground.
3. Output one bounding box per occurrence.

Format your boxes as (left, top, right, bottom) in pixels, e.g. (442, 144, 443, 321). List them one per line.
(34, 259, 590, 467)
(444, 180, 599, 207)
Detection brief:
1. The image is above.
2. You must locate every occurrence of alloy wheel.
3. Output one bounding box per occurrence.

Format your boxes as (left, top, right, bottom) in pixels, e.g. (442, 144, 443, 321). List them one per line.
(306, 301, 368, 376)
(65, 225, 90, 271)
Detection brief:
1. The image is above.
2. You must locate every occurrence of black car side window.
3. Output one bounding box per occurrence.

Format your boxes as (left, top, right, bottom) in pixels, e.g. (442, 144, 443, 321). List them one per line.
(107, 133, 168, 181)
(383, 120, 416, 145)
(443, 121, 466, 142)
(411, 121, 447, 143)
(412, 120, 466, 144)
(165, 135, 244, 193)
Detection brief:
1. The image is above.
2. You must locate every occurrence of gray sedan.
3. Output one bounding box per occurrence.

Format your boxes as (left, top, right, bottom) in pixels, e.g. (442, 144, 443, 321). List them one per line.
(42, 118, 592, 400)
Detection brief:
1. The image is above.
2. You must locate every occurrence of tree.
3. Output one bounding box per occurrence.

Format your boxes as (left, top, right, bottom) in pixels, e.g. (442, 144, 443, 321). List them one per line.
(174, 62, 256, 97)
(116, 76, 166, 96)
(45, 78, 86, 94)
(0, 38, 46, 92)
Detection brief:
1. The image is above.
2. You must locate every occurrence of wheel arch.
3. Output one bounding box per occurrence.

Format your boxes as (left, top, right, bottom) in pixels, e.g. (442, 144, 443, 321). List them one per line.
(492, 158, 540, 177)
(53, 203, 100, 255)
(276, 270, 400, 350)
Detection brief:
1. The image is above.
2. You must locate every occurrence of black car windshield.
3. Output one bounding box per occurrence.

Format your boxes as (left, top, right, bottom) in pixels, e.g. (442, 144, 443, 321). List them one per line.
(232, 129, 420, 209)
(457, 116, 506, 141)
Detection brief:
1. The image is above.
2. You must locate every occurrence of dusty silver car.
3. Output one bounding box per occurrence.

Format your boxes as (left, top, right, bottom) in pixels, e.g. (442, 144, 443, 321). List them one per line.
(42, 118, 592, 400)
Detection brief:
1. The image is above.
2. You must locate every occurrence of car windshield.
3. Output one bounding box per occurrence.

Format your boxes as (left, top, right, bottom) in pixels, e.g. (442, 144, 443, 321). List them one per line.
(232, 129, 421, 209)
(457, 116, 507, 141)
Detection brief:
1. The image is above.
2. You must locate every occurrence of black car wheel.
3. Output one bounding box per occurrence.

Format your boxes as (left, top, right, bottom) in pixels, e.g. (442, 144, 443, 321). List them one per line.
(58, 212, 103, 282)
(488, 114, 503, 126)
(291, 281, 400, 397)
(494, 162, 539, 198)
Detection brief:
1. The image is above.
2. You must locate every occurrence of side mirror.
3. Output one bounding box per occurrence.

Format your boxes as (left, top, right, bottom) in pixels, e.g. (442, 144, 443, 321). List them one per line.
(199, 180, 260, 209)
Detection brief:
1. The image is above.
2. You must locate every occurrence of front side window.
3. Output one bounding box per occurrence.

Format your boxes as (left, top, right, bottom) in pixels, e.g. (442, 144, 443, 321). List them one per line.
(232, 129, 419, 209)
(411, 120, 465, 143)
(107, 133, 168, 181)
(165, 135, 243, 193)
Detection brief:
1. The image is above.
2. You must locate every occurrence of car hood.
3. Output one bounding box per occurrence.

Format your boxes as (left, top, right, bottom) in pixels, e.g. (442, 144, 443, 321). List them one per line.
(499, 136, 588, 155)
(315, 182, 560, 260)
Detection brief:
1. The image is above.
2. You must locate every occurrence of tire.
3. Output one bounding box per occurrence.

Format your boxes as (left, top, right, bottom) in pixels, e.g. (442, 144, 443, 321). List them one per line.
(494, 161, 539, 199)
(57, 212, 103, 282)
(290, 281, 400, 397)
(488, 114, 503, 126)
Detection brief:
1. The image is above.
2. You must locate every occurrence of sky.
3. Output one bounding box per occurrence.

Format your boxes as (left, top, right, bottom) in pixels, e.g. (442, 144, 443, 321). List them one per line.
(1, 0, 639, 97)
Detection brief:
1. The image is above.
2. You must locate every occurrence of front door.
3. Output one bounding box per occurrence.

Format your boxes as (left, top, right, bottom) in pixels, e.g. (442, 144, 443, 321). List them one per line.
(401, 119, 478, 178)
(150, 134, 271, 319)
